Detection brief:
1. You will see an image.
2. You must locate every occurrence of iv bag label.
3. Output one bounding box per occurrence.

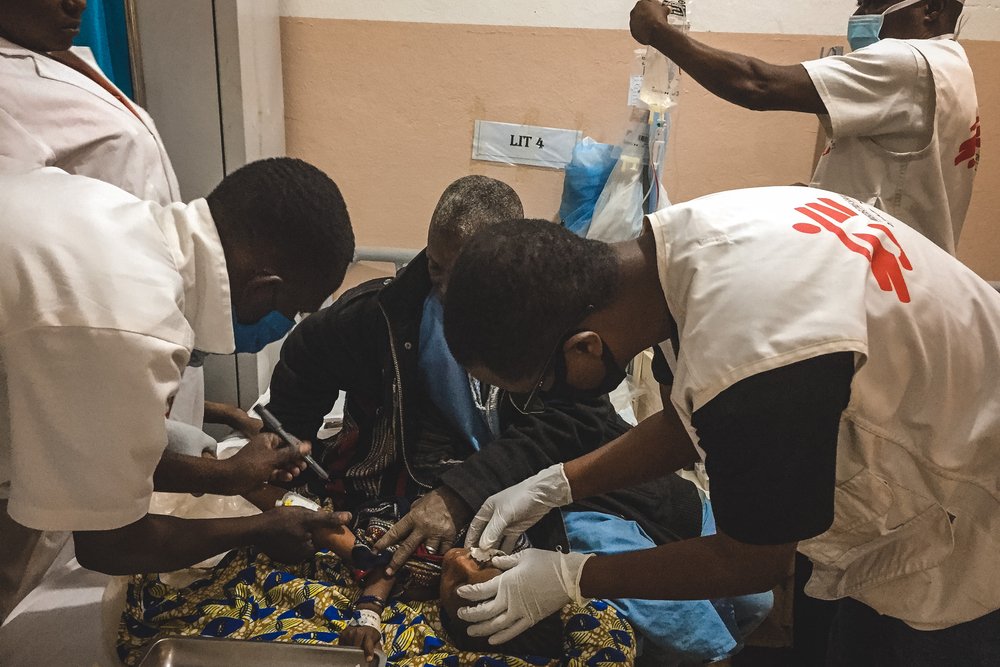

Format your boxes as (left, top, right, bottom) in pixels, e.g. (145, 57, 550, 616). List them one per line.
(628, 75, 644, 107)
(472, 120, 582, 169)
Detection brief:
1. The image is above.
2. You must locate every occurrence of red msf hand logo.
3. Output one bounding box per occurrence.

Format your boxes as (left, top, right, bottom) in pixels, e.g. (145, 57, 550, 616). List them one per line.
(793, 198, 914, 303)
(954, 117, 981, 169)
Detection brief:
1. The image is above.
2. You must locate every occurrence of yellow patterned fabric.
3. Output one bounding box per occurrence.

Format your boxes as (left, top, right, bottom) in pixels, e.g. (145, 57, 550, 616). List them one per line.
(117, 547, 636, 666)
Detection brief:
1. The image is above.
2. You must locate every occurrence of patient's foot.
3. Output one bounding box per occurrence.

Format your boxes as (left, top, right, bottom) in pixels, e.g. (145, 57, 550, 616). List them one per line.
(439, 548, 564, 658)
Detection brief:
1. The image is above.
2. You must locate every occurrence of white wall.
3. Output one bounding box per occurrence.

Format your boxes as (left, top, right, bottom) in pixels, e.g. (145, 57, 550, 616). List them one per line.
(280, 0, 1000, 40)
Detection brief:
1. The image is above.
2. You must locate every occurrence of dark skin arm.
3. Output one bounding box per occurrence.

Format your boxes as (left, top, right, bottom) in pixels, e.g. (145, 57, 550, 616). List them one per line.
(340, 570, 393, 663)
(73, 507, 351, 575)
(564, 406, 699, 500)
(630, 0, 826, 113)
(580, 531, 795, 600)
(153, 433, 309, 496)
(579, 354, 850, 600)
(203, 401, 263, 437)
(243, 484, 361, 559)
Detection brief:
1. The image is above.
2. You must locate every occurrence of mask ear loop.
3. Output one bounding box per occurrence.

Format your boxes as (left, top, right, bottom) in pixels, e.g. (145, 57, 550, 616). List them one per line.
(881, 0, 928, 14)
(954, 12, 968, 40)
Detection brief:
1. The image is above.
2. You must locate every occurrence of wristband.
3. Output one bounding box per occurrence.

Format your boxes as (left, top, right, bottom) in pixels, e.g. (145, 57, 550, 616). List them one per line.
(349, 608, 382, 631)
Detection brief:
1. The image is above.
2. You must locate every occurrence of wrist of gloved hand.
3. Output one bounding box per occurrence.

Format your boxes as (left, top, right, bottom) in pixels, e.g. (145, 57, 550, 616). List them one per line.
(456, 549, 596, 644)
(529, 463, 575, 507)
(556, 549, 593, 606)
(467, 463, 575, 550)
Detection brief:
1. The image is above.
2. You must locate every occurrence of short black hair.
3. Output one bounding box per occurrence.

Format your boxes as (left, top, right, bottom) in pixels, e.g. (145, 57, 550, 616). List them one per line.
(429, 175, 524, 241)
(207, 157, 355, 288)
(444, 219, 618, 381)
(943, 0, 964, 29)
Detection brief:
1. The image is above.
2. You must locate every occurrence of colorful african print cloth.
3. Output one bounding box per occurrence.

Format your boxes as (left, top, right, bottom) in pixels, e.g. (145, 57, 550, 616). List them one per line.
(117, 548, 636, 666)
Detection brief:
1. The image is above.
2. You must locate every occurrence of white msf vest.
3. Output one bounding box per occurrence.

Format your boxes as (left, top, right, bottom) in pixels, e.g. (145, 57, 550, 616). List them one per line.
(649, 186, 1000, 629)
(811, 38, 980, 254)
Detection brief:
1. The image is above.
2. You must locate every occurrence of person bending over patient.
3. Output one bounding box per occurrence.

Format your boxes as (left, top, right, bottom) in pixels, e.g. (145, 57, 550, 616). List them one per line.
(262, 176, 771, 664)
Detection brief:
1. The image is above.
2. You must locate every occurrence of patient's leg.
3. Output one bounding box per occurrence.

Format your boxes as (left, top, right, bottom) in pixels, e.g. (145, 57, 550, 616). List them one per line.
(439, 548, 564, 658)
(312, 524, 357, 561)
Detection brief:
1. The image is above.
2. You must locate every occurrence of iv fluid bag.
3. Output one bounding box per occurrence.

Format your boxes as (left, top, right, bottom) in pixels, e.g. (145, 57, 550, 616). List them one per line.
(640, 1, 690, 112)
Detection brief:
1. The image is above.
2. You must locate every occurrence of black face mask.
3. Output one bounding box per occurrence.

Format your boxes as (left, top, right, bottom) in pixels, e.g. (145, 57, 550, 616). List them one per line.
(548, 339, 627, 400)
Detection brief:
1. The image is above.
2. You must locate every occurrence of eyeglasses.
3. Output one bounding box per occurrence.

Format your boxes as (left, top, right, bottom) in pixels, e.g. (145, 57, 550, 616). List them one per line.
(508, 305, 595, 415)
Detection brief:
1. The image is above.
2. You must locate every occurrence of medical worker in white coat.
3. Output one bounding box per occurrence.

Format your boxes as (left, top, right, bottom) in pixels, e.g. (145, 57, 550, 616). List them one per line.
(630, 0, 980, 255)
(0, 157, 357, 623)
(441, 189, 1000, 666)
(0, 0, 258, 440)
(0, 0, 178, 204)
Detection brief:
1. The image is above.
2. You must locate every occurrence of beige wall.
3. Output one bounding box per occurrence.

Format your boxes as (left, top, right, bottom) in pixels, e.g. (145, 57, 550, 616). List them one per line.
(282, 19, 999, 280)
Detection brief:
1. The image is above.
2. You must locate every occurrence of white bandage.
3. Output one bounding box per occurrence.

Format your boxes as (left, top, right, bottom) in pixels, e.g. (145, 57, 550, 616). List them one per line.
(275, 491, 321, 511)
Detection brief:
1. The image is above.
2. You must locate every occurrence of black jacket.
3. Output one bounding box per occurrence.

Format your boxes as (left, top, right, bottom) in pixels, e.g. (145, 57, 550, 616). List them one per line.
(267, 252, 701, 547)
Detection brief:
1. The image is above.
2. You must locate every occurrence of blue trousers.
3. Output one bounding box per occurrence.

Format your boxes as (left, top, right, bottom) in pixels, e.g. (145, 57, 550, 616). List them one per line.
(563, 502, 773, 664)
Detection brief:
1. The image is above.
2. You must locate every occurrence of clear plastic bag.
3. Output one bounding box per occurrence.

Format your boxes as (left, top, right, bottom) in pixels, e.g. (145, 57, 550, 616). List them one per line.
(639, 1, 691, 112)
(586, 109, 650, 242)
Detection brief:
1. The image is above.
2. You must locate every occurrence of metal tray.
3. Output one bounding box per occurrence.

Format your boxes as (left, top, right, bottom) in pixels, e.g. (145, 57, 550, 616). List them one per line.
(137, 637, 387, 667)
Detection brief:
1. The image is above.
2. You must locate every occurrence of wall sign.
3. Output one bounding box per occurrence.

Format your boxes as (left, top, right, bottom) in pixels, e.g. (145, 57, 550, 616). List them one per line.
(472, 120, 582, 169)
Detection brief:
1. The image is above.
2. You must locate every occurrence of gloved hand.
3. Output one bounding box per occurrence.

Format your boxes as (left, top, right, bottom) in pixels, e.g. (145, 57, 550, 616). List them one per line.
(372, 486, 472, 575)
(457, 548, 594, 645)
(464, 463, 574, 551)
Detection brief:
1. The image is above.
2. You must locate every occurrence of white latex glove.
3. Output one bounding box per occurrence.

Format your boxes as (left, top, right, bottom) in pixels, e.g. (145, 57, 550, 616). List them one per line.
(464, 463, 574, 550)
(456, 548, 594, 645)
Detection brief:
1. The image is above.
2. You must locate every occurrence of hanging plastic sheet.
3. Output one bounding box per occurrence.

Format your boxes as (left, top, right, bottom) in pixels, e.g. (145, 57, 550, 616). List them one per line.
(558, 138, 620, 237)
(587, 108, 650, 242)
(565, 1, 689, 241)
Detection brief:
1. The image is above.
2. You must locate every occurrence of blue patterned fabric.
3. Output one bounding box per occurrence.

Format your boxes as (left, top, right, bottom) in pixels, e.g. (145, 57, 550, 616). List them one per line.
(118, 547, 637, 666)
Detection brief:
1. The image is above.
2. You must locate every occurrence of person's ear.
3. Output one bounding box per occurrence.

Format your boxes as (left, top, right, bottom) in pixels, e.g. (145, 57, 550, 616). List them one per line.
(234, 273, 284, 322)
(562, 331, 605, 361)
(924, 0, 945, 23)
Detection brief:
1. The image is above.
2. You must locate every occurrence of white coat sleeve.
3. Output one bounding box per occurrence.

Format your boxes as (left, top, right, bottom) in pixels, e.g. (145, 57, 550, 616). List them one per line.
(2, 326, 187, 532)
(802, 40, 932, 150)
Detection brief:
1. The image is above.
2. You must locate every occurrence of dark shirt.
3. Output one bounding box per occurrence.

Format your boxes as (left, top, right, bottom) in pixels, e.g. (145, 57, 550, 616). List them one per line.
(267, 254, 704, 547)
(654, 350, 855, 545)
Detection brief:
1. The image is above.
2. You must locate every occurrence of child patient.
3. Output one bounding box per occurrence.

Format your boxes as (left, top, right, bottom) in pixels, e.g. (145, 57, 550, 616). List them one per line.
(299, 496, 562, 662)
(253, 487, 563, 661)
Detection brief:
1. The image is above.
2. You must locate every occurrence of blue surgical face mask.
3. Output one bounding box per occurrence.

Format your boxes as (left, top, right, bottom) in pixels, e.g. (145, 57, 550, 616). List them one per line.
(847, 0, 924, 52)
(232, 310, 295, 354)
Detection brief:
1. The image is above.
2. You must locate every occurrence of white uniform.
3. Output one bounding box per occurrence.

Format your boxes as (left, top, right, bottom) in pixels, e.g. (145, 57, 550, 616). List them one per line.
(0, 164, 233, 596)
(803, 37, 980, 254)
(0, 37, 180, 205)
(649, 186, 1000, 629)
(0, 37, 209, 431)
